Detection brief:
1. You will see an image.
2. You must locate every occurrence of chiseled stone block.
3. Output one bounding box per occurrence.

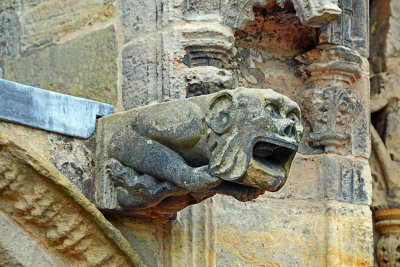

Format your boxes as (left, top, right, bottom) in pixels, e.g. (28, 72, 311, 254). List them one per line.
(120, 0, 158, 43)
(4, 26, 119, 106)
(122, 33, 159, 109)
(19, 0, 116, 53)
(0, 211, 56, 267)
(264, 153, 372, 205)
(0, 0, 20, 63)
(213, 196, 372, 267)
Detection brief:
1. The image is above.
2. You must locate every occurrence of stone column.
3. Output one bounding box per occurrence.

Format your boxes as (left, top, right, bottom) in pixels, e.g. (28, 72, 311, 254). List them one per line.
(375, 209, 400, 266)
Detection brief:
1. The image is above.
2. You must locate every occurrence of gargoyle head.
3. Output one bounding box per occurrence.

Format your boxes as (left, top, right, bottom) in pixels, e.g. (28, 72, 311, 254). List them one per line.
(206, 88, 303, 191)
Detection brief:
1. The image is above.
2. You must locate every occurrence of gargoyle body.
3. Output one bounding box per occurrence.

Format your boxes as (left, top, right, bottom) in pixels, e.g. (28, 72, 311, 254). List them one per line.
(99, 88, 303, 215)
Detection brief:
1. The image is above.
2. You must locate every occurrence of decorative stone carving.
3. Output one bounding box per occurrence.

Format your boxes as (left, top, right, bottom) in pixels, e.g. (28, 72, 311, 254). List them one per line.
(297, 45, 362, 89)
(301, 86, 362, 155)
(297, 44, 364, 156)
(319, 0, 369, 57)
(0, 132, 144, 266)
(96, 88, 303, 218)
(223, 0, 341, 30)
(181, 24, 237, 97)
(375, 209, 400, 267)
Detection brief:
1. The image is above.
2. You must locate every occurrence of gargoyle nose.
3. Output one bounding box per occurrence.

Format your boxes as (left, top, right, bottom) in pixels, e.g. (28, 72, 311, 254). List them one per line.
(280, 122, 296, 138)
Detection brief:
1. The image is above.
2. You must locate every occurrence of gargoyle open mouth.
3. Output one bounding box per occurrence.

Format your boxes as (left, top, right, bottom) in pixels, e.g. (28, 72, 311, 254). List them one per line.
(241, 138, 298, 191)
(253, 140, 297, 173)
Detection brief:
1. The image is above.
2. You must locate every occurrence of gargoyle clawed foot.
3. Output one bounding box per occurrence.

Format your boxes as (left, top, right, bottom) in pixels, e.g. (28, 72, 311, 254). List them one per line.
(106, 159, 188, 208)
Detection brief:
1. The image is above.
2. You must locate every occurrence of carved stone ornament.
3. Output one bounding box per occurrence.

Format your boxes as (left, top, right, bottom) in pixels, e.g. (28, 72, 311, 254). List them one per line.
(301, 86, 362, 155)
(375, 209, 400, 267)
(223, 0, 341, 29)
(297, 45, 362, 89)
(96, 88, 303, 218)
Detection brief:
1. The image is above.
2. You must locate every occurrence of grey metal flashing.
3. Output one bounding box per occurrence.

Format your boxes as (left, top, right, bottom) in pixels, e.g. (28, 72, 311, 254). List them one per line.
(0, 79, 114, 138)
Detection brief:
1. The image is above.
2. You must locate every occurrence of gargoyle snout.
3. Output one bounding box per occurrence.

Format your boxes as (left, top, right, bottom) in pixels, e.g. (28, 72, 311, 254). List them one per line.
(279, 120, 297, 139)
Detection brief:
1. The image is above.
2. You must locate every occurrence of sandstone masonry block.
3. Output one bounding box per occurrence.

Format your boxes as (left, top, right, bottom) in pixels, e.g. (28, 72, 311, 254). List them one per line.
(0, 211, 56, 267)
(213, 196, 372, 267)
(120, 0, 157, 43)
(264, 153, 372, 205)
(19, 0, 116, 53)
(4, 26, 119, 105)
(122, 34, 159, 109)
(0, 0, 21, 63)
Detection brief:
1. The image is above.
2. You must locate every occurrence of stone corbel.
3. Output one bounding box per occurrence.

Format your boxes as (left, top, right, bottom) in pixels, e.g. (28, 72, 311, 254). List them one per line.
(95, 88, 303, 219)
(180, 24, 237, 97)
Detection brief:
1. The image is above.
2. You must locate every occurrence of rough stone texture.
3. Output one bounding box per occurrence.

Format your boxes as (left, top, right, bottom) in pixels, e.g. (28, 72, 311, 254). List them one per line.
(264, 153, 371, 205)
(369, 2, 400, 264)
(213, 197, 372, 266)
(0, 211, 57, 267)
(165, 196, 373, 266)
(122, 33, 160, 109)
(4, 26, 119, 106)
(0, 0, 21, 64)
(319, 0, 369, 57)
(116, 0, 372, 266)
(108, 216, 164, 267)
(163, 198, 216, 267)
(19, 0, 116, 53)
(120, 0, 158, 43)
(0, 122, 98, 204)
(0, 130, 145, 266)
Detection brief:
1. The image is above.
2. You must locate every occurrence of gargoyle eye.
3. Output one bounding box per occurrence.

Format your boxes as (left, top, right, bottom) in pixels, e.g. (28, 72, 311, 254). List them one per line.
(266, 104, 279, 116)
(287, 111, 299, 123)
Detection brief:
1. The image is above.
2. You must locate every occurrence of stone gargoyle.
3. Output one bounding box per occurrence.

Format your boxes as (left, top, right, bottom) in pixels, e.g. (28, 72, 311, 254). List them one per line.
(97, 88, 303, 217)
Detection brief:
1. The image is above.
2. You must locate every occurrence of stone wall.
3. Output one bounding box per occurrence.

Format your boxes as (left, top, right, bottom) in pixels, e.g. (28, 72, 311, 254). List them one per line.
(0, 0, 373, 266)
(369, 0, 400, 265)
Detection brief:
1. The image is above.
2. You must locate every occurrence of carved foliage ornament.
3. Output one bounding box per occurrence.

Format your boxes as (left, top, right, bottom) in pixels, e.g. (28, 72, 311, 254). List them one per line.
(99, 88, 303, 215)
(301, 86, 361, 155)
(375, 209, 400, 267)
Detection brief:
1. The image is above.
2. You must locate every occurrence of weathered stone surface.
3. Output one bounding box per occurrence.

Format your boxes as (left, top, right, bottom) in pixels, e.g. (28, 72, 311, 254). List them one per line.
(108, 217, 164, 267)
(0, 211, 56, 267)
(122, 33, 160, 109)
(223, 0, 341, 29)
(4, 26, 119, 106)
(19, 0, 116, 53)
(213, 197, 372, 266)
(96, 88, 303, 218)
(264, 153, 371, 204)
(165, 196, 373, 266)
(233, 4, 318, 57)
(0, 122, 97, 204)
(375, 209, 400, 266)
(120, 0, 158, 42)
(163, 198, 216, 267)
(319, 0, 369, 57)
(0, 0, 21, 64)
(0, 131, 145, 266)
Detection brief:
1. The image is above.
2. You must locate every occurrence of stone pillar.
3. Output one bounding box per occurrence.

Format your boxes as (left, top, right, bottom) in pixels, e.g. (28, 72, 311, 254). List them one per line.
(375, 209, 400, 266)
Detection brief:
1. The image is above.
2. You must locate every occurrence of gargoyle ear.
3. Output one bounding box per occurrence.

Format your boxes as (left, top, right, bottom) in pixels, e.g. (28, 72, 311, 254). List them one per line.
(206, 91, 234, 134)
